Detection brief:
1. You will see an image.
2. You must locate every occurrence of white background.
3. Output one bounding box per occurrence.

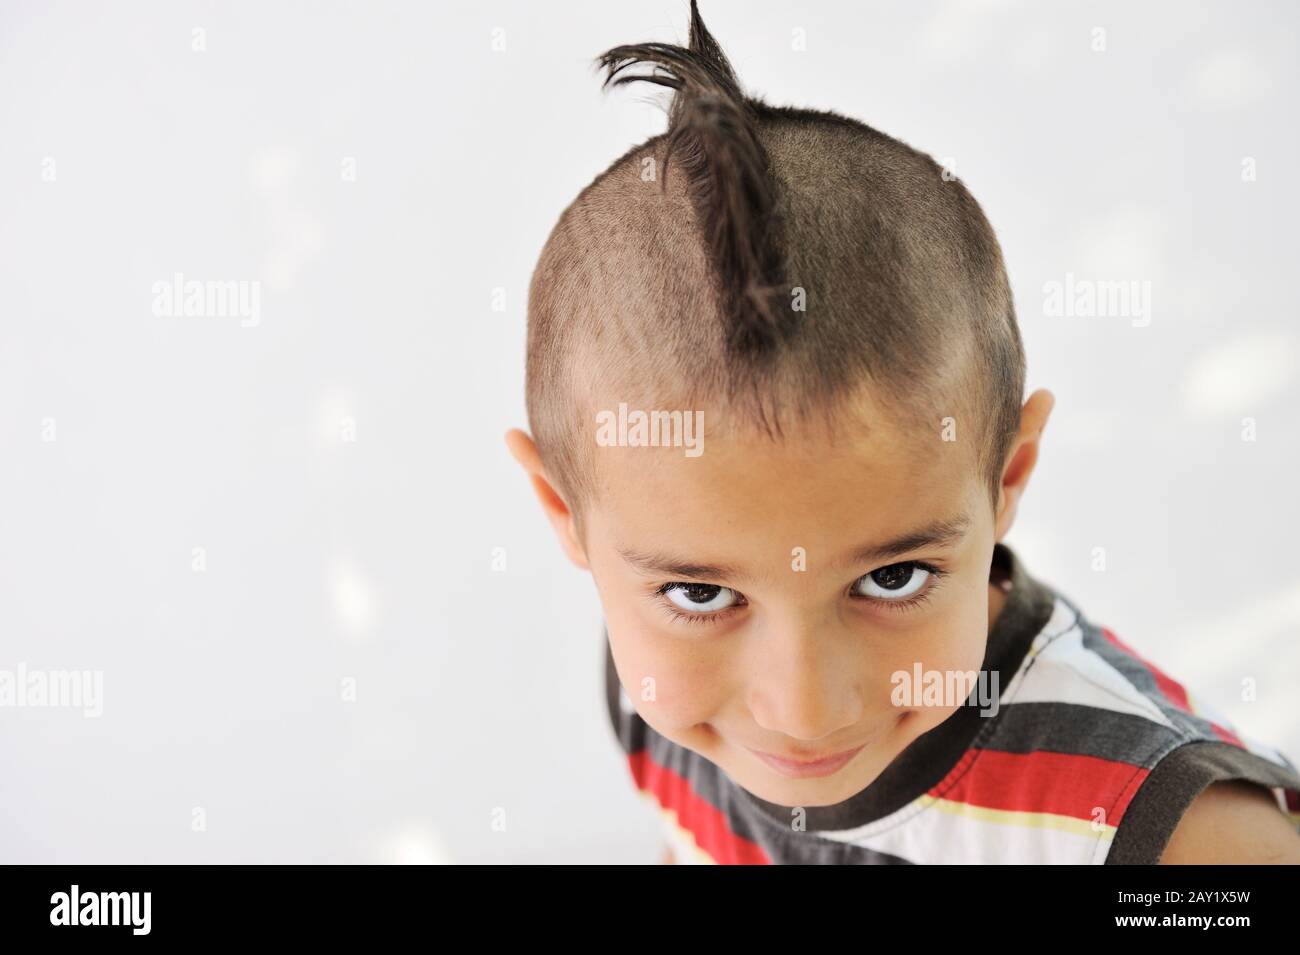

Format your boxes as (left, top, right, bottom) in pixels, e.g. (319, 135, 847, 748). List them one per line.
(1, 0, 1296, 863)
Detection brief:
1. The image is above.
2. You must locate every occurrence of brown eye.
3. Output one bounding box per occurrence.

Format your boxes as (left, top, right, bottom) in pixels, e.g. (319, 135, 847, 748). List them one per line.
(852, 562, 930, 601)
(662, 583, 738, 614)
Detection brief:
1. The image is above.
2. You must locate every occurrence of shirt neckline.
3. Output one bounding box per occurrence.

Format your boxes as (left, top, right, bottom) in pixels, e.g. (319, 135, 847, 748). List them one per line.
(735, 540, 1058, 833)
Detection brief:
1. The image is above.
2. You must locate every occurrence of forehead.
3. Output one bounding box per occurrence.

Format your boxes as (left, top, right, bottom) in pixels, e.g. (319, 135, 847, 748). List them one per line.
(585, 396, 980, 579)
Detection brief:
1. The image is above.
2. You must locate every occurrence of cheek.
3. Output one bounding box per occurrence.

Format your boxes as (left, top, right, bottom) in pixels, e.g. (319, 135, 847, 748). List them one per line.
(607, 624, 726, 733)
(875, 600, 989, 722)
(920, 612, 989, 674)
(878, 594, 986, 666)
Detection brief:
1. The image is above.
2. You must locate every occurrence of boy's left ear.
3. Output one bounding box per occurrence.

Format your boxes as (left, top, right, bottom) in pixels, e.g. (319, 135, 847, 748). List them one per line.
(504, 429, 590, 570)
(992, 389, 1055, 540)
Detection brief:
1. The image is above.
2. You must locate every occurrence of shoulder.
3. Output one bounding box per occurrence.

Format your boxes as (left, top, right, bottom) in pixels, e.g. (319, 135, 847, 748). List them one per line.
(1159, 779, 1300, 864)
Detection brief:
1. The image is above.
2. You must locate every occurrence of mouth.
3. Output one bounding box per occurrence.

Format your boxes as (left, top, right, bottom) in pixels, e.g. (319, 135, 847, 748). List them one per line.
(745, 742, 867, 779)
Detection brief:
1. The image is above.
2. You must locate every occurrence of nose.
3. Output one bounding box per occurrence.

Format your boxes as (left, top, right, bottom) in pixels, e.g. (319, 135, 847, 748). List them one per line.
(745, 619, 864, 742)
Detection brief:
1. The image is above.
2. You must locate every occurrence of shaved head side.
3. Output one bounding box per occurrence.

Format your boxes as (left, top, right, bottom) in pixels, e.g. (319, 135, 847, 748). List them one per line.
(525, 0, 1024, 517)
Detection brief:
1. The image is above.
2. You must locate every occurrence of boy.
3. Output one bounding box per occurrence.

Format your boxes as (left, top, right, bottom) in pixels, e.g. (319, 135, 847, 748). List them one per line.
(505, 2, 1300, 864)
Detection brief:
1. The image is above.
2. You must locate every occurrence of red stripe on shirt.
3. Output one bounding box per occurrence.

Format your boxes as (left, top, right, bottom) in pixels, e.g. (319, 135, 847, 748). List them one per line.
(629, 749, 772, 864)
(940, 748, 1149, 824)
(1101, 627, 1244, 746)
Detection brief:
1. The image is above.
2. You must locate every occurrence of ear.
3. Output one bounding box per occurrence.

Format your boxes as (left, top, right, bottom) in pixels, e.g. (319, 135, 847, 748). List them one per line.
(992, 388, 1055, 541)
(504, 428, 590, 571)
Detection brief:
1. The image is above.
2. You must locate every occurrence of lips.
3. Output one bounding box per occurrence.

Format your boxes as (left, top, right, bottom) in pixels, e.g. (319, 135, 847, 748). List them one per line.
(746, 742, 867, 779)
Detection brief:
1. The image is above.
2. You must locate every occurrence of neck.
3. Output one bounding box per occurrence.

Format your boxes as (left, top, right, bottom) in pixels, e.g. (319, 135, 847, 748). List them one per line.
(987, 578, 1009, 633)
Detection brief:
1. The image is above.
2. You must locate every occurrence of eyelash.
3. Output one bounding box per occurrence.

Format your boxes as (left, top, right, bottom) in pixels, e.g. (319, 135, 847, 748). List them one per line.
(653, 561, 948, 627)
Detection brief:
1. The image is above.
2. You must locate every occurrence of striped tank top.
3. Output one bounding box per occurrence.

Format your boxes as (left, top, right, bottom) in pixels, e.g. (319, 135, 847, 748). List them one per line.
(603, 541, 1300, 864)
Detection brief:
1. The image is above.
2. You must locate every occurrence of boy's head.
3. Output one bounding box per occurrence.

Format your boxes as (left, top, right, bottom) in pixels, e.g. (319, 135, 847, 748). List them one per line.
(508, 1, 1054, 809)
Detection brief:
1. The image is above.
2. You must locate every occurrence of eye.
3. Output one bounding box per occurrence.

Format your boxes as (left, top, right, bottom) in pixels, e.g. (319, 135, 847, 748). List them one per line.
(659, 582, 741, 615)
(851, 561, 938, 604)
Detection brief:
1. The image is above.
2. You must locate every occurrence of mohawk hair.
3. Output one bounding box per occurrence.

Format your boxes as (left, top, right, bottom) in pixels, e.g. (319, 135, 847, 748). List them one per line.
(598, 7, 790, 364)
(525, 0, 1024, 518)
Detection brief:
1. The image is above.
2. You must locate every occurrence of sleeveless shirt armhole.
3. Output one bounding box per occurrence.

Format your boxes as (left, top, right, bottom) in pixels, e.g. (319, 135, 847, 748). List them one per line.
(1105, 739, 1300, 864)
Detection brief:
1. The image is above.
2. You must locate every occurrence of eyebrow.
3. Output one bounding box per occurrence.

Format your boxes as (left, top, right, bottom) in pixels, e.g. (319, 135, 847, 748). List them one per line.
(616, 513, 973, 582)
